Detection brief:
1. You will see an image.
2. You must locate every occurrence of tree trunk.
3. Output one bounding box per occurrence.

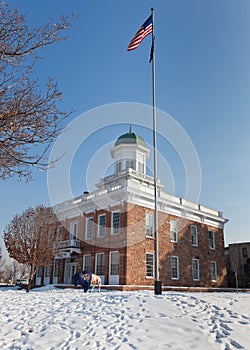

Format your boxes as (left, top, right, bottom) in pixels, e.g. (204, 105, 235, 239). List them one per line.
(25, 265, 35, 292)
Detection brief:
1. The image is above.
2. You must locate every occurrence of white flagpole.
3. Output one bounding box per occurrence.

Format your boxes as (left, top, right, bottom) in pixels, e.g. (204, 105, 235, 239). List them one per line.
(151, 8, 162, 295)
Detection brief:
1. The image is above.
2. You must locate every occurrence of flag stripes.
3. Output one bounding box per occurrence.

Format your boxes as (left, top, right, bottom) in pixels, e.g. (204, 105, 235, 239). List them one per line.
(127, 15, 153, 51)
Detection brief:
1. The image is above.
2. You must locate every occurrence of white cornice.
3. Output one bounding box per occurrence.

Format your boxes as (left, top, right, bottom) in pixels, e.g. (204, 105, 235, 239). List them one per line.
(126, 179, 228, 229)
(52, 170, 228, 229)
(110, 143, 150, 159)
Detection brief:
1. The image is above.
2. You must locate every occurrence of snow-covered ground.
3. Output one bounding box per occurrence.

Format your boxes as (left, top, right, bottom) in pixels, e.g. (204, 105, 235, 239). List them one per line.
(0, 286, 249, 350)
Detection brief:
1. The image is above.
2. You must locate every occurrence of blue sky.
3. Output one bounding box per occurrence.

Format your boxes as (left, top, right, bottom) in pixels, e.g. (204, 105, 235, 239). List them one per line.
(1, 0, 250, 253)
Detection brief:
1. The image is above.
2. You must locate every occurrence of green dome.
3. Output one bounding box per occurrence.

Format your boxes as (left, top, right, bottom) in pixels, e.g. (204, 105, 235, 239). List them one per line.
(115, 129, 146, 147)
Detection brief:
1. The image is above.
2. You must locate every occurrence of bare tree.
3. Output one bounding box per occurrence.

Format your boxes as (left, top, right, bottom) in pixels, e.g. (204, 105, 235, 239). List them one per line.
(0, 258, 27, 284)
(0, 1, 74, 180)
(4, 261, 15, 284)
(18, 262, 31, 279)
(5, 259, 26, 284)
(0, 255, 6, 282)
(3, 205, 59, 291)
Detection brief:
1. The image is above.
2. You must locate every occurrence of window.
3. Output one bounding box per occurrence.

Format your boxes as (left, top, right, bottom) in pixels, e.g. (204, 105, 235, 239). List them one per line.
(44, 264, 52, 277)
(138, 162, 144, 173)
(83, 254, 91, 271)
(86, 217, 93, 239)
(146, 213, 154, 237)
(95, 253, 105, 275)
(110, 251, 120, 275)
(112, 211, 120, 235)
(57, 225, 63, 241)
(209, 230, 215, 250)
(98, 214, 106, 237)
(36, 266, 43, 278)
(70, 222, 78, 240)
(242, 247, 248, 257)
(170, 220, 178, 243)
(146, 253, 154, 277)
(192, 259, 200, 281)
(210, 261, 217, 281)
(54, 259, 60, 277)
(116, 162, 121, 173)
(171, 256, 179, 280)
(126, 160, 135, 170)
(191, 225, 198, 246)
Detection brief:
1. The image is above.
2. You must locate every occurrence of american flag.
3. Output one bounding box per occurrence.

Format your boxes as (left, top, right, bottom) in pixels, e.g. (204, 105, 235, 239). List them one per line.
(127, 15, 153, 51)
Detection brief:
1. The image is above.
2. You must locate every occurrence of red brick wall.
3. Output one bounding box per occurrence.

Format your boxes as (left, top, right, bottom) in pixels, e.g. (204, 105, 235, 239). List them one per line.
(54, 202, 227, 288)
(126, 204, 227, 287)
(158, 214, 227, 287)
(126, 204, 155, 285)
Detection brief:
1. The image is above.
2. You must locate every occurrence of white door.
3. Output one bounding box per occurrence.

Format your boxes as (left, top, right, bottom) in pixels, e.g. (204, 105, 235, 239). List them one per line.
(109, 251, 120, 285)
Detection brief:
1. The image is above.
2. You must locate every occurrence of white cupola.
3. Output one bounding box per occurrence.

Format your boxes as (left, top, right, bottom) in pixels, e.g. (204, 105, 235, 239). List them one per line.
(110, 127, 150, 175)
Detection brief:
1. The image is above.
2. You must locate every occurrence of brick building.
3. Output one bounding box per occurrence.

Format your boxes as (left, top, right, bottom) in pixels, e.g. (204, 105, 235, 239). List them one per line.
(225, 242, 250, 288)
(35, 129, 228, 288)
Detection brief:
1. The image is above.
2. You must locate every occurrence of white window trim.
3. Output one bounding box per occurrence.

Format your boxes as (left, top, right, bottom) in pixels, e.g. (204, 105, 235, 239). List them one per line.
(109, 251, 120, 276)
(111, 211, 120, 235)
(86, 217, 93, 240)
(170, 220, 178, 243)
(171, 256, 179, 280)
(95, 252, 105, 276)
(209, 230, 216, 250)
(192, 258, 200, 281)
(44, 264, 52, 278)
(70, 222, 78, 240)
(191, 225, 198, 246)
(83, 254, 91, 271)
(98, 214, 106, 237)
(210, 261, 217, 281)
(36, 266, 43, 278)
(146, 213, 154, 238)
(146, 252, 155, 278)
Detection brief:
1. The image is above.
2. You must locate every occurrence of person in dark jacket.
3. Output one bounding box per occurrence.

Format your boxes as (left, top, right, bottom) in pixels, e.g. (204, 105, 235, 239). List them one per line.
(74, 271, 92, 293)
